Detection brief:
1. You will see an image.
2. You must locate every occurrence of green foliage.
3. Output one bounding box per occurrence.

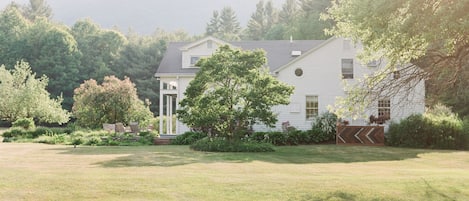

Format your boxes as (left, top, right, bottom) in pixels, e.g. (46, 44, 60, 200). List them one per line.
(171, 131, 207, 145)
(190, 137, 275, 152)
(12, 118, 35, 130)
(0, 62, 70, 124)
(205, 6, 241, 40)
(72, 76, 153, 129)
(20, 0, 53, 21)
(323, 0, 469, 117)
(2, 126, 72, 140)
(71, 19, 127, 82)
(150, 116, 176, 134)
(3, 126, 156, 146)
(245, 1, 277, 40)
(387, 105, 468, 150)
(2, 127, 25, 138)
(311, 112, 338, 141)
(33, 133, 69, 144)
(177, 45, 294, 140)
(248, 129, 334, 146)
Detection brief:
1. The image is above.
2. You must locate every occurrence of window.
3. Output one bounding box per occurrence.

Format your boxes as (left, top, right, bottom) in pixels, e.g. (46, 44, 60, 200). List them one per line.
(378, 99, 391, 119)
(190, 56, 200, 66)
(341, 59, 354, 79)
(294, 68, 303, 77)
(306, 96, 319, 120)
(207, 40, 213, 48)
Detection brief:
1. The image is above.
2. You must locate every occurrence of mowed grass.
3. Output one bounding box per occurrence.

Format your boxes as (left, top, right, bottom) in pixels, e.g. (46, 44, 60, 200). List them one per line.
(0, 142, 468, 201)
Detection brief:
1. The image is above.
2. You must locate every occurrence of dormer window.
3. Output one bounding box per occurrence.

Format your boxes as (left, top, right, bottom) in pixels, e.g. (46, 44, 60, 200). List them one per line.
(190, 56, 200, 66)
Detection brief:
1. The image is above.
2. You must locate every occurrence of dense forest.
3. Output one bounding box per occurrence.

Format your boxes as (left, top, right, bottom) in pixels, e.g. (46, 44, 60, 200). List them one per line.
(0, 0, 332, 116)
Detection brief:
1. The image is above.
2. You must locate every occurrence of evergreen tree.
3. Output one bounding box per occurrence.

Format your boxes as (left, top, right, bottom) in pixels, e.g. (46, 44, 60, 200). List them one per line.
(206, 11, 220, 36)
(21, 0, 52, 21)
(205, 6, 241, 40)
(245, 1, 278, 40)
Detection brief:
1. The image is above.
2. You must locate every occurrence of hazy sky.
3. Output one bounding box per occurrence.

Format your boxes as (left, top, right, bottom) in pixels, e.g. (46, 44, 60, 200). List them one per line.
(1, 0, 284, 35)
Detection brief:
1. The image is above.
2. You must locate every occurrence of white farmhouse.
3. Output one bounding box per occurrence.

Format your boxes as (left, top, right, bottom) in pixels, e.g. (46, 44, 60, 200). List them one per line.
(155, 36, 425, 134)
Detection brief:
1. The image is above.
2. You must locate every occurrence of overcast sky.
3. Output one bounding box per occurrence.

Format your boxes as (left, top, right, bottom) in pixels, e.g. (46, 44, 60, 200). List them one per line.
(1, 0, 284, 35)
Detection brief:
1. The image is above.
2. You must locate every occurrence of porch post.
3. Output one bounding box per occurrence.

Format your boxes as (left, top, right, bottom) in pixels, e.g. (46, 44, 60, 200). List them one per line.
(159, 84, 164, 135)
(166, 95, 171, 134)
(175, 94, 179, 135)
(169, 95, 173, 134)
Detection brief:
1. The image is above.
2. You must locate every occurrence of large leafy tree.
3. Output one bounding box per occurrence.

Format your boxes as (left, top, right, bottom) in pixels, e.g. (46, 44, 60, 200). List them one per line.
(22, 18, 81, 110)
(177, 46, 294, 140)
(72, 76, 153, 129)
(71, 19, 127, 82)
(323, 0, 469, 117)
(0, 61, 70, 124)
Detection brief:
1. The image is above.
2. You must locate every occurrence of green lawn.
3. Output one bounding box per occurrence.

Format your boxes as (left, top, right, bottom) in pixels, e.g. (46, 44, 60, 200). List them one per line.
(0, 143, 468, 201)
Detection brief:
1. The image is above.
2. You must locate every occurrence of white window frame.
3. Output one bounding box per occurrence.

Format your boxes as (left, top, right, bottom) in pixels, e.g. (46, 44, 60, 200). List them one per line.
(378, 99, 391, 118)
(190, 56, 201, 66)
(341, 59, 354, 79)
(306, 95, 319, 120)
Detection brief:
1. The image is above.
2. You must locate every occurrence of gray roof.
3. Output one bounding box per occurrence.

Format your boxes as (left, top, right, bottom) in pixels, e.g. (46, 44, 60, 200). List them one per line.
(156, 40, 325, 75)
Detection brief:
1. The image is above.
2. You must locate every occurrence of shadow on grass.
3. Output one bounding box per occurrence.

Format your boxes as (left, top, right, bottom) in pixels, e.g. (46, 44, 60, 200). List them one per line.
(51, 145, 449, 168)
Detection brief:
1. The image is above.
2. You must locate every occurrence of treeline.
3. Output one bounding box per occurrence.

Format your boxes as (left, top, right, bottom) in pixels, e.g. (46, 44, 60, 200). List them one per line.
(0, 0, 332, 116)
(205, 0, 333, 40)
(0, 1, 192, 114)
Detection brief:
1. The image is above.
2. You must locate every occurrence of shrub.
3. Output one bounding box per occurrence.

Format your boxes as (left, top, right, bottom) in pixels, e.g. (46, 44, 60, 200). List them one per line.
(71, 137, 83, 146)
(311, 112, 337, 142)
(29, 127, 53, 138)
(33, 134, 70, 144)
(138, 131, 158, 145)
(12, 118, 35, 130)
(267, 131, 287, 145)
(387, 104, 468, 150)
(309, 127, 334, 143)
(190, 138, 275, 152)
(2, 127, 26, 138)
(247, 129, 334, 146)
(84, 136, 102, 146)
(171, 131, 207, 145)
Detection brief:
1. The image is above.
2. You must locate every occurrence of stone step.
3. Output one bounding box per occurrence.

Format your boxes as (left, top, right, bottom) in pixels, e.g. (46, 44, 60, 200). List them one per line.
(153, 138, 171, 145)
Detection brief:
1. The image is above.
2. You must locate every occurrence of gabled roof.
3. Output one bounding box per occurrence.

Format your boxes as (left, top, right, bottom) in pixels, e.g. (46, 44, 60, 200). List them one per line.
(179, 36, 233, 51)
(156, 37, 326, 76)
(273, 37, 338, 74)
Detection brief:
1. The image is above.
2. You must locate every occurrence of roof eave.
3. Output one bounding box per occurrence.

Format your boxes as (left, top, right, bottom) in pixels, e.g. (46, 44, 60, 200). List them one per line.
(273, 37, 338, 74)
